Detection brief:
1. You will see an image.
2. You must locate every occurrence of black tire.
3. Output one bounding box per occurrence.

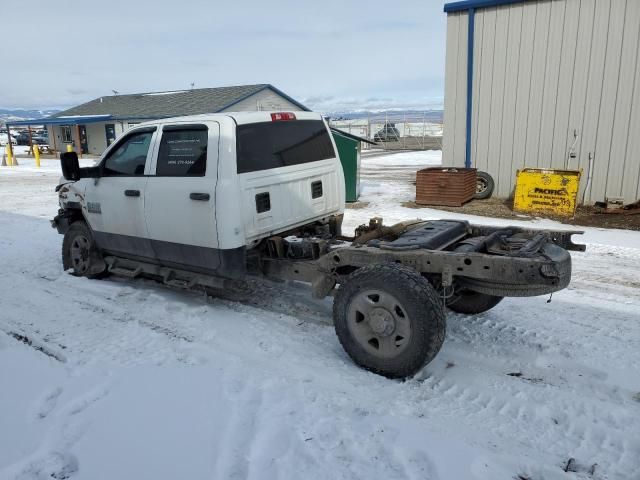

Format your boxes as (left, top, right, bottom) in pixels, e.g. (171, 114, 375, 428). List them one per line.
(456, 277, 565, 298)
(447, 290, 503, 314)
(475, 171, 495, 199)
(333, 263, 446, 379)
(62, 222, 107, 278)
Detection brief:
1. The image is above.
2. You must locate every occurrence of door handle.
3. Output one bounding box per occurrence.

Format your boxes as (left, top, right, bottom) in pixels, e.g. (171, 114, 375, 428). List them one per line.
(190, 192, 210, 201)
(124, 189, 140, 197)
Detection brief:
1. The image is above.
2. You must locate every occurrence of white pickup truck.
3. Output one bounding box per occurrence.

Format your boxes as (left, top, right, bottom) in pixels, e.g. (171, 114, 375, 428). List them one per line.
(53, 111, 585, 378)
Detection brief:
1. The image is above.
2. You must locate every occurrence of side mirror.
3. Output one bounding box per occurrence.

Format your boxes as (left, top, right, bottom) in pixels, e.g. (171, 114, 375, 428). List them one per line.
(60, 152, 80, 181)
(60, 152, 101, 180)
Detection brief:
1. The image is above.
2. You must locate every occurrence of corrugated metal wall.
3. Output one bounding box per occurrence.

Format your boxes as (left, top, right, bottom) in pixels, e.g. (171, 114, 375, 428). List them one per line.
(443, 0, 640, 204)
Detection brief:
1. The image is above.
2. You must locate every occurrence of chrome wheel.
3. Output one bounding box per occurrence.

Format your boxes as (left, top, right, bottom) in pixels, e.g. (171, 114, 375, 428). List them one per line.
(69, 235, 90, 275)
(347, 289, 412, 358)
(476, 177, 488, 194)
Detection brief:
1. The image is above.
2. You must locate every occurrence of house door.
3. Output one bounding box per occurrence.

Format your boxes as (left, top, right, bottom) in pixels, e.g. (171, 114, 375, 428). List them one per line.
(105, 124, 116, 146)
(78, 125, 89, 154)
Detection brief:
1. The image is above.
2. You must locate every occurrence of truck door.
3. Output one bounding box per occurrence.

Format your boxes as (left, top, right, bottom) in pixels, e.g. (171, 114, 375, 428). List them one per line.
(144, 123, 220, 272)
(84, 126, 157, 258)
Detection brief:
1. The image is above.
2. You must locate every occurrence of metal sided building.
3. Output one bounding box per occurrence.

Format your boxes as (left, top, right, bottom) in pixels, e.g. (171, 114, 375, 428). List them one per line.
(442, 0, 640, 204)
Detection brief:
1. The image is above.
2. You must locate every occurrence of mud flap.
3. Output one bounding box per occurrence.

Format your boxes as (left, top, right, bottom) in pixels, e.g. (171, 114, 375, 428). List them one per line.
(88, 251, 108, 276)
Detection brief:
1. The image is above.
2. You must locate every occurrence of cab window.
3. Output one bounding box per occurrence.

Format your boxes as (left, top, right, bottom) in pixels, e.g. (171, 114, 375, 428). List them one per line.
(236, 120, 335, 174)
(102, 130, 154, 176)
(155, 125, 207, 176)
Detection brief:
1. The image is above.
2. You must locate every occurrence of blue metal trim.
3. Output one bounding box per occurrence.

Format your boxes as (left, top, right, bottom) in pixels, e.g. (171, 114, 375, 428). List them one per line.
(218, 84, 311, 112)
(6, 115, 114, 127)
(111, 115, 172, 121)
(444, 0, 526, 13)
(465, 8, 475, 168)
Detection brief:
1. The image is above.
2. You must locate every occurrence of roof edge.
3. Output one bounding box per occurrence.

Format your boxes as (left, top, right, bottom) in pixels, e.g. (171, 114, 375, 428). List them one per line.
(444, 0, 527, 13)
(217, 84, 311, 112)
(51, 83, 273, 118)
(7, 115, 114, 126)
(266, 84, 311, 112)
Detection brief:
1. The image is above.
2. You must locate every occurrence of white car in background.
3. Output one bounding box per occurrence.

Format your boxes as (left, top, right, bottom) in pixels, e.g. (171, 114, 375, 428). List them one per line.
(0, 132, 17, 146)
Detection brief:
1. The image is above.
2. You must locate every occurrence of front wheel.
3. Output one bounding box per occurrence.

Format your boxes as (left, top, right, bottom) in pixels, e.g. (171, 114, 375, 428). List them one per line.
(62, 222, 107, 278)
(333, 263, 446, 379)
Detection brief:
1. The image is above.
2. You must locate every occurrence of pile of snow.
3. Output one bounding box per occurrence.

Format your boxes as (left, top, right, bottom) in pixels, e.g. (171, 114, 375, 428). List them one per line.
(0, 151, 639, 479)
(143, 90, 188, 96)
(361, 150, 442, 168)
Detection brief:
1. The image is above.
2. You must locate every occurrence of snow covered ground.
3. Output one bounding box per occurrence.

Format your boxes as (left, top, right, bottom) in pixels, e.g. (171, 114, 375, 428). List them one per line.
(0, 152, 639, 480)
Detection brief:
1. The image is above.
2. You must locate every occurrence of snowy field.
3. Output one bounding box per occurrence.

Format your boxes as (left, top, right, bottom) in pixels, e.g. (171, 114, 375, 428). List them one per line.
(1, 153, 639, 480)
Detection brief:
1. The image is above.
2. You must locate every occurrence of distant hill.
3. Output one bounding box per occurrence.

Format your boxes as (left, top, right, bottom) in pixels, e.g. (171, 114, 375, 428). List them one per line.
(1, 107, 444, 125)
(326, 109, 443, 123)
(0, 108, 60, 126)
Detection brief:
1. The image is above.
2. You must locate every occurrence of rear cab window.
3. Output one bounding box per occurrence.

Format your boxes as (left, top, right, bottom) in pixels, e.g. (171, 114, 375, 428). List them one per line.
(156, 124, 208, 176)
(236, 120, 335, 174)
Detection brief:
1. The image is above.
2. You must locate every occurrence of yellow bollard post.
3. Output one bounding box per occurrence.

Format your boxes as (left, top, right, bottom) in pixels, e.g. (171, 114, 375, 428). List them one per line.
(34, 144, 41, 168)
(66, 144, 73, 153)
(7, 144, 13, 166)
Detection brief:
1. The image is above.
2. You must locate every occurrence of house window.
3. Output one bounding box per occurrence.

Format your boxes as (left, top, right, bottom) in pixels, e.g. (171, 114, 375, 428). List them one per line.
(61, 126, 73, 143)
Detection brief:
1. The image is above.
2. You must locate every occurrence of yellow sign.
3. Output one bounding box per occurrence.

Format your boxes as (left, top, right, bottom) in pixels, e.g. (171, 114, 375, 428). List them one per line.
(513, 168, 582, 217)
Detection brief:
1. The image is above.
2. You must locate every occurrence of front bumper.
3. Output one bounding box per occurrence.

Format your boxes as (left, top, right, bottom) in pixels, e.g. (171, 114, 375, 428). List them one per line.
(51, 210, 71, 235)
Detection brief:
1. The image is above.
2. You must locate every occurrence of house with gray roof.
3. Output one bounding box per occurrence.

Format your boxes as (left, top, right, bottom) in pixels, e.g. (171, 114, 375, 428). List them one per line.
(10, 84, 308, 155)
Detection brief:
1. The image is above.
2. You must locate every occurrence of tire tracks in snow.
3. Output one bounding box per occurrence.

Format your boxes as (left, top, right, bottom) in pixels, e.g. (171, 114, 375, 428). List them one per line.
(1, 381, 112, 480)
(213, 376, 265, 480)
(2, 215, 640, 478)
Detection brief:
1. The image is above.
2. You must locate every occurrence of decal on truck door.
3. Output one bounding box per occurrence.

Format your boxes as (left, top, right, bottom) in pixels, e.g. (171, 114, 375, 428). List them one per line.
(87, 202, 101, 214)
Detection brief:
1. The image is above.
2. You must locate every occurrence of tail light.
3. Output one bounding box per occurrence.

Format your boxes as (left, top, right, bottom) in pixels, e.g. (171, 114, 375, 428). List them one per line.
(271, 112, 296, 121)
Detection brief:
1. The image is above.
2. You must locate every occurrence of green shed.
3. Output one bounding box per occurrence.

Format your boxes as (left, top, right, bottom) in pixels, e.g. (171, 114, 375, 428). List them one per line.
(330, 128, 377, 202)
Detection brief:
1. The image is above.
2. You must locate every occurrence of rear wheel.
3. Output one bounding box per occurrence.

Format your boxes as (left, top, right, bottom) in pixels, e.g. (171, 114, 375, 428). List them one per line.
(62, 222, 107, 278)
(333, 263, 446, 379)
(447, 289, 503, 314)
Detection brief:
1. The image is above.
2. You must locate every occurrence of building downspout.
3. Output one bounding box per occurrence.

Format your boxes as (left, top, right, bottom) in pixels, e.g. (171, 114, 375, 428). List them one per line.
(582, 152, 594, 205)
(464, 7, 475, 169)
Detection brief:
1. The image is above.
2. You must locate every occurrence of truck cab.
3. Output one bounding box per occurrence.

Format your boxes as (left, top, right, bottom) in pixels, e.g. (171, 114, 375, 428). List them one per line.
(56, 111, 344, 278)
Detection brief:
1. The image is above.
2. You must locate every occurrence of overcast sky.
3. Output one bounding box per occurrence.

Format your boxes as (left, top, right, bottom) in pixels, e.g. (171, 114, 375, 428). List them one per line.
(1, 0, 447, 113)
